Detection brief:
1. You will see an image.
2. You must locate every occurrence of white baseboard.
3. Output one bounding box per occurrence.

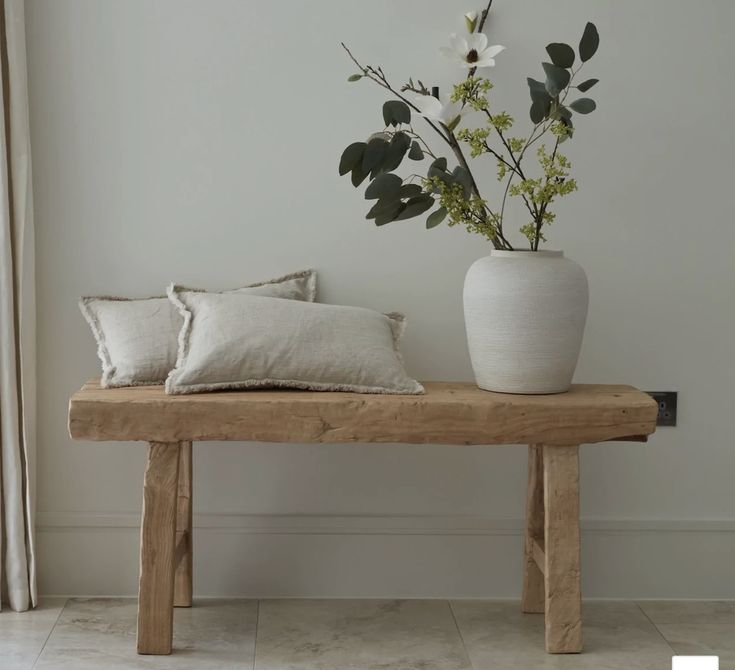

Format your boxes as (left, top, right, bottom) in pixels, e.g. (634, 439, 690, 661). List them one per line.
(36, 513, 735, 600)
(37, 512, 735, 534)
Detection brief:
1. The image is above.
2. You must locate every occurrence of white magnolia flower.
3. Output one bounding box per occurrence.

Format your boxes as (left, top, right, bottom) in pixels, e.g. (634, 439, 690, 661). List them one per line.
(411, 93, 465, 132)
(440, 33, 505, 68)
(464, 10, 479, 33)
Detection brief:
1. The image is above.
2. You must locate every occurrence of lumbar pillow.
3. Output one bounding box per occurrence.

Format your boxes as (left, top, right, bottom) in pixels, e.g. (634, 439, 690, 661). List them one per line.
(165, 286, 424, 395)
(80, 270, 316, 387)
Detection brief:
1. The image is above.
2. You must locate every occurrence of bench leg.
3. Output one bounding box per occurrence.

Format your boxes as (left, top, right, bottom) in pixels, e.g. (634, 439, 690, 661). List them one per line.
(543, 444, 582, 654)
(137, 441, 180, 655)
(174, 441, 193, 608)
(521, 444, 545, 613)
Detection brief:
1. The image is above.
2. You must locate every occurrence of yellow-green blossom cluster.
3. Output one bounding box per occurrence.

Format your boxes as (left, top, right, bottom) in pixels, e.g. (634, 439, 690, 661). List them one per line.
(456, 127, 490, 158)
(451, 76, 493, 111)
(425, 177, 499, 242)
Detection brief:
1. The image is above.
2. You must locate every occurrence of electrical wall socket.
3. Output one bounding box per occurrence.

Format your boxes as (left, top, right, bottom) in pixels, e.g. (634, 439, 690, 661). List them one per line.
(647, 391, 678, 426)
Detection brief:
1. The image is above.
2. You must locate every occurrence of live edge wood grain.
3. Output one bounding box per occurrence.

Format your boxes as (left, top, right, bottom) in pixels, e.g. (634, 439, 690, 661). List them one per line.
(69, 380, 657, 445)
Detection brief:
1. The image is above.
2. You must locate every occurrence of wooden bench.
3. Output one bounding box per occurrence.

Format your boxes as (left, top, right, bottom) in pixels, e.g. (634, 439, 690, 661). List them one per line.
(68, 380, 657, 655)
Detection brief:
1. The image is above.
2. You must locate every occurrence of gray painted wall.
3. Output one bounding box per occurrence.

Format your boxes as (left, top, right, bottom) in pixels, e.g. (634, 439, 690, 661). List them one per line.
(26, 0, 735, 597)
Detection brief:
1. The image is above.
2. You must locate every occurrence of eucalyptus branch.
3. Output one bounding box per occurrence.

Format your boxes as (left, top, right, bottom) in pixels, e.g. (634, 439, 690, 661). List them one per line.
(341, 43, 451, 147)
(406, 128, 437, 159)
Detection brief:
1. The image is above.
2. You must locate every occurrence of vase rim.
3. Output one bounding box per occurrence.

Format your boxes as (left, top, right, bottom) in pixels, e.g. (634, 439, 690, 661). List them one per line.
(490, 249, 564, 258)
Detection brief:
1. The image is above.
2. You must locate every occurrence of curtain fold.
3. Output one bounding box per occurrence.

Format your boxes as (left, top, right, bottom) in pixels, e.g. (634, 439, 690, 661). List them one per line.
(0, 0, 36, 612)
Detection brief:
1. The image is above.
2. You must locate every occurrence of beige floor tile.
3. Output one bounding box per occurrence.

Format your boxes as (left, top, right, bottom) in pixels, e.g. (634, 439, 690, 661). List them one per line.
(638, 600, 735, 625)
(451, 600, 676, 670)
(254, 599, 471, 670)
(0, 598, 66, 670)
(34, 597, 257, 669)
(657, 623, 735, 669)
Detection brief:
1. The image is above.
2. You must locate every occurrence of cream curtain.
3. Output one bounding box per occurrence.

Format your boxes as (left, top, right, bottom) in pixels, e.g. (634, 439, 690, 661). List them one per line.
(0, 0, 36, 612)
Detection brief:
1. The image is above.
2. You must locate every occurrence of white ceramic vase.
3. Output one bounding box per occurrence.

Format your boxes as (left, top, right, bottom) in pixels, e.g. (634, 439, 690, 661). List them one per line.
(463, 250, 588, 394)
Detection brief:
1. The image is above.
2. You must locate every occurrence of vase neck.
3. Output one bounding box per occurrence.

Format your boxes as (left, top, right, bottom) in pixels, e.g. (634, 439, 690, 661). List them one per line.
(490, 249, 564, 259)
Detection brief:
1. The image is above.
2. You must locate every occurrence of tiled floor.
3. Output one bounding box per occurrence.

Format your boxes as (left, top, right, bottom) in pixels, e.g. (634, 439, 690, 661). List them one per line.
(1, 598, 732, 669)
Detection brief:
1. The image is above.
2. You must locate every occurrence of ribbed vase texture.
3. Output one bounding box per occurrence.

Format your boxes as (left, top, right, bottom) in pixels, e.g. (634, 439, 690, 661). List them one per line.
(463, 250, 589, 394)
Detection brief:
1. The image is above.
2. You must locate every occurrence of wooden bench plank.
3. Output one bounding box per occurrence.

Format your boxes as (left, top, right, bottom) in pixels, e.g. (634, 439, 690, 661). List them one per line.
(68, 380, 657, 445)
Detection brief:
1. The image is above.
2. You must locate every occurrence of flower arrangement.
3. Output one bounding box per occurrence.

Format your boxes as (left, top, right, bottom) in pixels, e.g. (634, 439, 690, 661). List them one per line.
(339, 2, 600, 251)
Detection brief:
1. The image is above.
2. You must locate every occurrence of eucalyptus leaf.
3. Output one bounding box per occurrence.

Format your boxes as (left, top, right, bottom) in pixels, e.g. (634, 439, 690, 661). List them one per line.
(364, 172, 402, 200)
(530, 99, 549, 123)
(559, 116, 574, 142)
(399, 183, 423, 198)
(430, 156, 448, 171)
(569, 97, 596, 114)
(557, 105, 572, 121)
(351, 163, 369, 187)
(362, 137, 389, 173)
(375, 202, 405, 226)
(527, 78, 549, 102)
(576, 78, 599, 92)
(394, 194, 435, 221)
(366, 196, 401, 219)
(347, 74, 362, 82)
(545, 42, 575, 68)
(381, 132, 412, 173)
(542, 62, 571, 97)
(382, 100, 411, 126)
(452, 166, 473, 197)
(426, 207, 447, 229)
(408, 141, 424, 160)
(339, 142, 366, 176)
(579, 22, 599, 62)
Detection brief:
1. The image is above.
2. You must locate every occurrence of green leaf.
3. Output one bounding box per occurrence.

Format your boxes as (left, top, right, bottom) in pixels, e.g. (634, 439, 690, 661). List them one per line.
(347, 74, 363, 82)
(527, 78, 552, 121)
(366, 196, 401, 219)
(559, 115, 574, 142)
(394, 194, 435, 221)
(545, 43, 575, 69)
(364, 173, 402, 200)
(542, 62, 571, 97)
(527, 78, 547, 100)
(375, 202, 405, 226)
(452, 166, 472, 197)
(576, 78, 599, 92)
(408, 141, 424, 160)
(382, 100, 411, 127)
(530, 99, 549, 123)
(399, 183, 423, 198)
(361, 137, 389, 173)
(430, 156, 448, 171)
(569, 98, 596, 114)
(339, 142, 366, 176)
(381, 132, 412, 173)
(351, 163, 369, 187)
(557, 105, 572, 120)
(426, 207, 447, 229)
(579, 22, 599, 62)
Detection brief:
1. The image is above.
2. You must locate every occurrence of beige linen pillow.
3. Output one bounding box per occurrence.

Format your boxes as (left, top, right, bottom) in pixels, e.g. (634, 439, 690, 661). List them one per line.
(165, 287, 424, 395)
(80, 269, 316, 387)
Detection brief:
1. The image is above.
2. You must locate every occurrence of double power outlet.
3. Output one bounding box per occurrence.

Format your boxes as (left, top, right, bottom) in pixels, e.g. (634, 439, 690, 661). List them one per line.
(646, 391, 678, 427)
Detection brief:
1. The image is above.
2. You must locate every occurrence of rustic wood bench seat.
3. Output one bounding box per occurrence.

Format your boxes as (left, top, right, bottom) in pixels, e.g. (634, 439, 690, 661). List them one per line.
(68, 379, 657, 656)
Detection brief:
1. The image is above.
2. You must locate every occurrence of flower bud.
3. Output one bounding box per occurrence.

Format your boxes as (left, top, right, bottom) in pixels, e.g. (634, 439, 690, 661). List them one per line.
(464, 10, 478, 33)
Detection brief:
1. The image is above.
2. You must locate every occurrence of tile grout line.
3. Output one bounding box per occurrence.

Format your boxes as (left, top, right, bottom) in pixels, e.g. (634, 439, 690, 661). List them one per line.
(447, 600, 475, 670)
(634, 601, 677, 654)
(251, 599, 261, 670)
(31, 598, 69, 669)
